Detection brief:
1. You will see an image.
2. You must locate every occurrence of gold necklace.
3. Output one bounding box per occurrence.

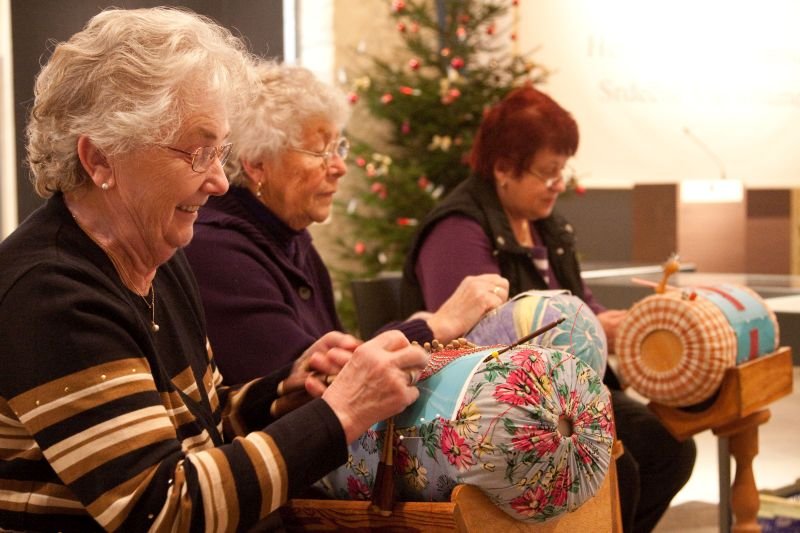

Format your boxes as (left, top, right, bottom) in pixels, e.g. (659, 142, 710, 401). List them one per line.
(140, 285, 160, 333)
(72, 214, 160, 333)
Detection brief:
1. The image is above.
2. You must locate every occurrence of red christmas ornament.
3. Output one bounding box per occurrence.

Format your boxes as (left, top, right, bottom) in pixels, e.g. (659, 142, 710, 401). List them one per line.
(347, 92, 359, 104)
(380, 93, 394, 104)
(575, 185, 586, 196)
(396, 217, 418, 227)
(355, 157, 366, 167)
(396, 21, 406, 32)
(486, 24, 496, 35)
(354, 241, 366, 255)
(417, 176, 430, 189)
(441, 88, 461, 105)
(391, 0, 406, 13)
(409, 21, 419, 33)
(401, 120, 411, 134)
(440, 47, 451, 57)
(450, 57, 465, 70)
(408, 58, 421, 71)
(399, 86, 415, 96)
(456, 26, 467, 41)
(370, 182, 387, 199)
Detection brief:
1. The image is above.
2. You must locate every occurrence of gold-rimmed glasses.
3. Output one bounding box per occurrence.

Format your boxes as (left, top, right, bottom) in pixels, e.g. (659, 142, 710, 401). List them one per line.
(160, 143, 233, 173)
(289, 137, 350, 168)
(524, 164, 574, 189)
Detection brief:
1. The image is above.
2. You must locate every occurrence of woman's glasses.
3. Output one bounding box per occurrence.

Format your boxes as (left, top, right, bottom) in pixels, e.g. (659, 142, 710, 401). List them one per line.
(160, 143, 233, 173)
(289, 137, 350, 168)
(524, 165, 574, 189)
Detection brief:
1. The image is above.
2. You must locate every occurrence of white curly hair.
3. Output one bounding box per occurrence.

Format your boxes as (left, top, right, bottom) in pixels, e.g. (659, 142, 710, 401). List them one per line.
(225, 60, 350, 186)
(27, 6, 257, 197)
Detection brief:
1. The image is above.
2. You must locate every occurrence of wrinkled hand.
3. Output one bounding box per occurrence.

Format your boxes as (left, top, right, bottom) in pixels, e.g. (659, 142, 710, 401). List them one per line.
(597, 309, 628, 354)
(426, 274, 510, 342)
(280, 331, 361, 398)
(322, 330, 429, 443)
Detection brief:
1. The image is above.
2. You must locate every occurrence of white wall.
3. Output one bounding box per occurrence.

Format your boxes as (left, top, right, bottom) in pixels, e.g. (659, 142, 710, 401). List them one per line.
(519, 0, 800, 189)
(296, 0, 335, 83)
(304, 1, 800, 190)
(0, 0, 18, 237)
(282, 0, 298, 63)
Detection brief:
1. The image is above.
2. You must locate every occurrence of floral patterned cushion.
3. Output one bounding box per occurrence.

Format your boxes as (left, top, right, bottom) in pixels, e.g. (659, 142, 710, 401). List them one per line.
(465, 290, 608, 377)
(318, 344, 614, 523)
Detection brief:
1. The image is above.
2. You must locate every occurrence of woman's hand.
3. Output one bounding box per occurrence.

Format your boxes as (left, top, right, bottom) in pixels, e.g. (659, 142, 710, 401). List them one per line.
(322, 330, 429, 443)
(597, 309, 628, 354)
(279, 331, 361, 398)
(425, 274, 509, 343)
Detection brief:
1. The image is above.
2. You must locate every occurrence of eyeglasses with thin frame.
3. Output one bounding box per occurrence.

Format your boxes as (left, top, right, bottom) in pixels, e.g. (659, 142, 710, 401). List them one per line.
(524, 164, 574, 189)
(289, 137, 349, 168)
(160, 143, 233, 173)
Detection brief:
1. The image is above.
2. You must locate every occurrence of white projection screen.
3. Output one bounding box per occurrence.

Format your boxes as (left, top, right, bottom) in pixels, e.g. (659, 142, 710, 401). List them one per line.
(518, 0, 800, 189)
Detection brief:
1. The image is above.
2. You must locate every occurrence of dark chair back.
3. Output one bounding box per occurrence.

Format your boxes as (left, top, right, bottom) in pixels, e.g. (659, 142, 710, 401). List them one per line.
(351, 273, 405, 339)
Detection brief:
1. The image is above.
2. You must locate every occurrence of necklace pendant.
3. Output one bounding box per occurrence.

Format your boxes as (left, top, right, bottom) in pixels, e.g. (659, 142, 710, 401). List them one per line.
(151, 321, 160, 333)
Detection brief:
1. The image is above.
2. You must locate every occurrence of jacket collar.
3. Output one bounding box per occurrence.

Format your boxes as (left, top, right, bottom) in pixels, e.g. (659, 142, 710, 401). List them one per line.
(465, 175, 530, 254)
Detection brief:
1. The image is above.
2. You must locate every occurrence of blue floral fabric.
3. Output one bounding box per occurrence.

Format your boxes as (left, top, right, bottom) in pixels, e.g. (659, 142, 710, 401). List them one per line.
(318, 344, 614, 523)
(466, 290, 608, 377)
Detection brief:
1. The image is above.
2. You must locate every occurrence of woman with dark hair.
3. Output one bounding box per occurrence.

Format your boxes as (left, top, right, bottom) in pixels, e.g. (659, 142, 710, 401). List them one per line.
(402, 85, 696, 533)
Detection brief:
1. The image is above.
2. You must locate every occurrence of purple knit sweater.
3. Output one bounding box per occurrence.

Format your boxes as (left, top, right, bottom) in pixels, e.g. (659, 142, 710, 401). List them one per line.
(416, 215, 606, 314)
(185, 187, 432, 383)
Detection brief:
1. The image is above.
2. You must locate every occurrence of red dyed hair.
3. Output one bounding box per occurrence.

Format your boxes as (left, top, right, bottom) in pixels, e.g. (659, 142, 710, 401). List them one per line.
(470, 85, 578, 181)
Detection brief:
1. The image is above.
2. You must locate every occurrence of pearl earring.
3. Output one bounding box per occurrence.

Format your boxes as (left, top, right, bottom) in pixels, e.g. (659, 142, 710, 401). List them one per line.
(101, 182, 110, 191)
(256, 181, 263, 198)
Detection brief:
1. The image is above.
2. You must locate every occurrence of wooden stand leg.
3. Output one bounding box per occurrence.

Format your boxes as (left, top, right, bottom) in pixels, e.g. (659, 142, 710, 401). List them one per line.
(714, 410, 771, 533)
(718, 436, 731, 533)
(717, 436, 731, 533)
(648, 350, 793, 533)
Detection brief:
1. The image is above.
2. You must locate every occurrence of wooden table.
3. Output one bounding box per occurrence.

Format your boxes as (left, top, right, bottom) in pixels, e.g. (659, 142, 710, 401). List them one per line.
(649, 347, 794, 533)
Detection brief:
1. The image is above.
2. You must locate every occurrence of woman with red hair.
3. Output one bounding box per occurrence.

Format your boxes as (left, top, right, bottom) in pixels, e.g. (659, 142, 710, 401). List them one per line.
(402, 85, 696, 533)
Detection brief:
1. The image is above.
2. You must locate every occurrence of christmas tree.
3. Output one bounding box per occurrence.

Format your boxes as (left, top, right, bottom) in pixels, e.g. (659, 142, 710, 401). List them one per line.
(332, 0, 550, 331)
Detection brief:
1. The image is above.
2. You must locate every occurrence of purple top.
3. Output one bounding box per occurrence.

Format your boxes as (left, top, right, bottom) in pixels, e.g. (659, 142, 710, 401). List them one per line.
(416, 215, 606, 314)
(186, 187, 432, 383)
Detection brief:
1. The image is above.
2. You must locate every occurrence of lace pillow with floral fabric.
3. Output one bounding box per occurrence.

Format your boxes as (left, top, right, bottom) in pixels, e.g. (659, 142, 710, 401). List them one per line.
(317, 344, 614, 522)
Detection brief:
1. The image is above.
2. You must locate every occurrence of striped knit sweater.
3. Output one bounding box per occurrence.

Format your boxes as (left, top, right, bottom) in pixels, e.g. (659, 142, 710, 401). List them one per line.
(0, 194, 346, 532)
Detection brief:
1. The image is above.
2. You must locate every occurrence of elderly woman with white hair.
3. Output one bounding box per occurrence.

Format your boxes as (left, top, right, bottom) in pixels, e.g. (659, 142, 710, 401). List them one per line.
(0, 8, 429, 532)
(185, 60, 508, 384)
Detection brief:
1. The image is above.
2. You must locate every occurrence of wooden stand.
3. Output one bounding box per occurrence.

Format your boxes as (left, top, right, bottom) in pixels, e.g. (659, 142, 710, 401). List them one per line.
(648, 347, 794, 533)
(280, 441, 625, 532)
